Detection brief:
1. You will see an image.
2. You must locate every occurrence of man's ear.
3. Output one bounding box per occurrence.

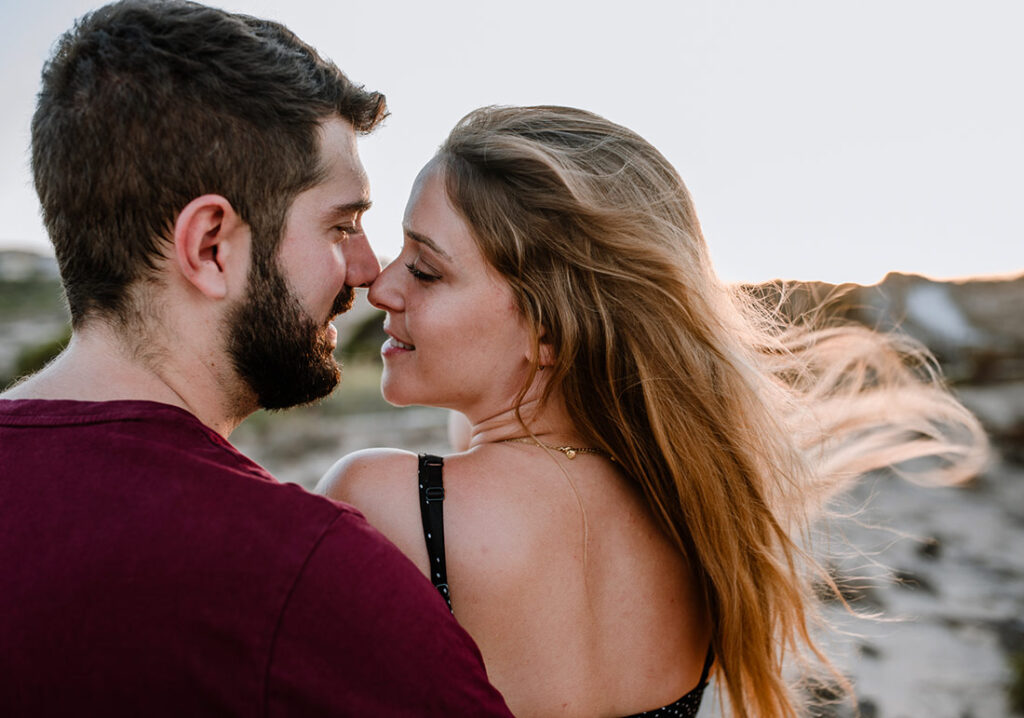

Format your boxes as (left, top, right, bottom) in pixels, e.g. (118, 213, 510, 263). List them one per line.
(172, 194, 250, 300)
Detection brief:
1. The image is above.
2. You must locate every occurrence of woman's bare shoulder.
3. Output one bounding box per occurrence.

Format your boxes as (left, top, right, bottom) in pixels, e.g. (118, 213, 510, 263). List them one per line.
(316, 448, 429, 575)
(318, 448, 418, 504)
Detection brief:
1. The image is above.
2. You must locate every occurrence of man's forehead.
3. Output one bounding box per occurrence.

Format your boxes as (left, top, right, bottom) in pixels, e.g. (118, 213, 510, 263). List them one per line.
(317, 116, 361, 163)
(315, 117, 371, 202)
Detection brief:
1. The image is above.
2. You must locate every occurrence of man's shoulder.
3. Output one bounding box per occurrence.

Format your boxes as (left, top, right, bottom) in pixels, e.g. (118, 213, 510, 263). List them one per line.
(2, 397, 271, 480)
(0, 396, 360, 570)
(268, 497, 514, 717)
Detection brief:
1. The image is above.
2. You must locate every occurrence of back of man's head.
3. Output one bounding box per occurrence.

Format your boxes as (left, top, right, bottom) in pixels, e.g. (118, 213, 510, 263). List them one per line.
(31, 0, 387, 328)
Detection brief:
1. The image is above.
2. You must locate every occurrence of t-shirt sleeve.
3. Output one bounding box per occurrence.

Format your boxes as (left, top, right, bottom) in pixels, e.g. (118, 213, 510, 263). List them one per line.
(264, 510, 513, 717)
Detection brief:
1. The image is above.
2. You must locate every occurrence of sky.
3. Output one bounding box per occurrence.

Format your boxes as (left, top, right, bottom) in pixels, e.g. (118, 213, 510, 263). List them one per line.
(1, 0, 1021, 285)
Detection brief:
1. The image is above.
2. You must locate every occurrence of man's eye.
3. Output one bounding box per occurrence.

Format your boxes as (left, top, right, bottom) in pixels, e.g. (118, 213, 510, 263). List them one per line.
(405, 262, 440, 283)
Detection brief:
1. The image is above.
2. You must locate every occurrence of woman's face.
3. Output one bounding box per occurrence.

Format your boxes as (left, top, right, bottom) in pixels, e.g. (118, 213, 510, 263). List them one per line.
(368, 164, 535, 421)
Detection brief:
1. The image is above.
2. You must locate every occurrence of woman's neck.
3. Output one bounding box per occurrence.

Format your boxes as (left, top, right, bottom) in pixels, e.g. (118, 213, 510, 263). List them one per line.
(467, 394, 583, 449)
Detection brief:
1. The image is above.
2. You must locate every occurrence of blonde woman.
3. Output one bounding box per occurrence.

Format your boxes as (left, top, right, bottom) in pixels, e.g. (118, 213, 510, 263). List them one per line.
(318, 106, 987, 717)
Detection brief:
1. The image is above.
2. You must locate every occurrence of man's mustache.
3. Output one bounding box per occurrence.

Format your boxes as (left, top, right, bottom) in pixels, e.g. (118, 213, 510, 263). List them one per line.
(331, 285, 356, 317)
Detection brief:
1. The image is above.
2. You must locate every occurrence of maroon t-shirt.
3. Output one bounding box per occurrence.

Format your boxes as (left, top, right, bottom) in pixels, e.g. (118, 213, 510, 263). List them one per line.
(0, 399, 511, 716)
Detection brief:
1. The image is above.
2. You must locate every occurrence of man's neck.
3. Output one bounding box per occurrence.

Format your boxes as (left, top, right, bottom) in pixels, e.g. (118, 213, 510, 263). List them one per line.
(1, 322, 251, 437)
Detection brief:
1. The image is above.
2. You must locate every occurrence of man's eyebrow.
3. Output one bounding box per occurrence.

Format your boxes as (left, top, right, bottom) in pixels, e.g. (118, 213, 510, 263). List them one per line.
(327, 200, 373, 218)
(405, 229, 452, 260)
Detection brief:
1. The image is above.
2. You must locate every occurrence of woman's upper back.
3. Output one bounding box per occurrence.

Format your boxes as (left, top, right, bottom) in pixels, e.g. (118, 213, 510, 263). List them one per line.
(321, 442, 711, 718)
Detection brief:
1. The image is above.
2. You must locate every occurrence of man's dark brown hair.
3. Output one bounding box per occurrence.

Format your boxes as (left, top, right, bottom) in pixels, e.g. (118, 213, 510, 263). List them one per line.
(31, 0, 387, 327)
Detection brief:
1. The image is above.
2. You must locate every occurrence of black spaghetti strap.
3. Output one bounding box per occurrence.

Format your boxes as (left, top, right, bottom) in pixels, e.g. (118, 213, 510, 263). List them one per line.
(698, 644, 715, 685)
(417, 453, 452, 612)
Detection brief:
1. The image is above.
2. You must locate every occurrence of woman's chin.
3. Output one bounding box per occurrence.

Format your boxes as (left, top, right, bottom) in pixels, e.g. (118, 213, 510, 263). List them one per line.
(380, 382, 413, 408)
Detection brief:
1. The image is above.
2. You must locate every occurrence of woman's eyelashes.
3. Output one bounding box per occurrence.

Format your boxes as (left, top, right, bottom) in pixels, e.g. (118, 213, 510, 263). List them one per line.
(405, 260, 441, 283)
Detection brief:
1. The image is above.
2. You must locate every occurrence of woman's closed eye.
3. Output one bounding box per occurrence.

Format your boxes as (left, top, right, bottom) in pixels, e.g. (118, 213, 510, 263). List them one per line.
(405, 261, 441, 283)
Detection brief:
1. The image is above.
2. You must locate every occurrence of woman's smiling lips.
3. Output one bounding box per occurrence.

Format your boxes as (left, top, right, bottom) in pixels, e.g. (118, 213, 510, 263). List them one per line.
(381, 330, 415, 358)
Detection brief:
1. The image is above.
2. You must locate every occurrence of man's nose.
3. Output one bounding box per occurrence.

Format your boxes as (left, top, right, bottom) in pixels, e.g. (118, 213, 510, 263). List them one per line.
(344, 233, 381, 288)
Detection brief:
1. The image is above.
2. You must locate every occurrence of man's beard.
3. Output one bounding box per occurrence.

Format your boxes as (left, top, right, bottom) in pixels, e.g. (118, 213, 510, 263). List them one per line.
(226, 254, 354, 411)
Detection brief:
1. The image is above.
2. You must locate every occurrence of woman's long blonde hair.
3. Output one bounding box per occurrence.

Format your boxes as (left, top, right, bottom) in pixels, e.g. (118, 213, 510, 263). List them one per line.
(437, 105, 988, 717)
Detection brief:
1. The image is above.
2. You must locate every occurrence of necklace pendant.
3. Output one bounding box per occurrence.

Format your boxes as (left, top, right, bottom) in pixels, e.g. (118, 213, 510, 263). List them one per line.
(499, 437, 608, 461)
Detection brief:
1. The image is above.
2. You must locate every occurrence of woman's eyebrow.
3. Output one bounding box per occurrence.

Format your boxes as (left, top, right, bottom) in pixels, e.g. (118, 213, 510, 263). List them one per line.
(404, 228, 452, 260)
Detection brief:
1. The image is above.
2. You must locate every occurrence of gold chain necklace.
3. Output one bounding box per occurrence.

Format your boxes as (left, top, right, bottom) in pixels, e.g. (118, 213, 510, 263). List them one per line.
(499, 437, 610, 460)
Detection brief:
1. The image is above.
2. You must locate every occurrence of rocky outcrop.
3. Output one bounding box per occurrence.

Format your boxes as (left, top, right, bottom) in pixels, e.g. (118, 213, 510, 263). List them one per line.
(749, 272, 1024, 385)
(855, 273, 1024, 385)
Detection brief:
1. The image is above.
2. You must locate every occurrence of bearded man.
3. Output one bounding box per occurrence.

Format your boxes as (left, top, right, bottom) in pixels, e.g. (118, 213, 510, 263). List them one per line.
(0, 2, 511, 715)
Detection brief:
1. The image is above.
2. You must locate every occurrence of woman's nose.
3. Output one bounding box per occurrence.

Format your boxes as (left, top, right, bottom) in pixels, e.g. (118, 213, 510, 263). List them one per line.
(367, 256, 403, 312)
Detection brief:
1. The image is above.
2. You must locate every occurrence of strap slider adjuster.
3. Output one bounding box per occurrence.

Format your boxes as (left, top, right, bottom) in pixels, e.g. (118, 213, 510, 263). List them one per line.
(425, 486, 445, 503)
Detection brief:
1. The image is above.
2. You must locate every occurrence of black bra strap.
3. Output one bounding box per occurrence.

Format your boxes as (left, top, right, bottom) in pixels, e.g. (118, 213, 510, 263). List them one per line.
(698, 644, 715, 685)
(417, 453, 452, 612)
